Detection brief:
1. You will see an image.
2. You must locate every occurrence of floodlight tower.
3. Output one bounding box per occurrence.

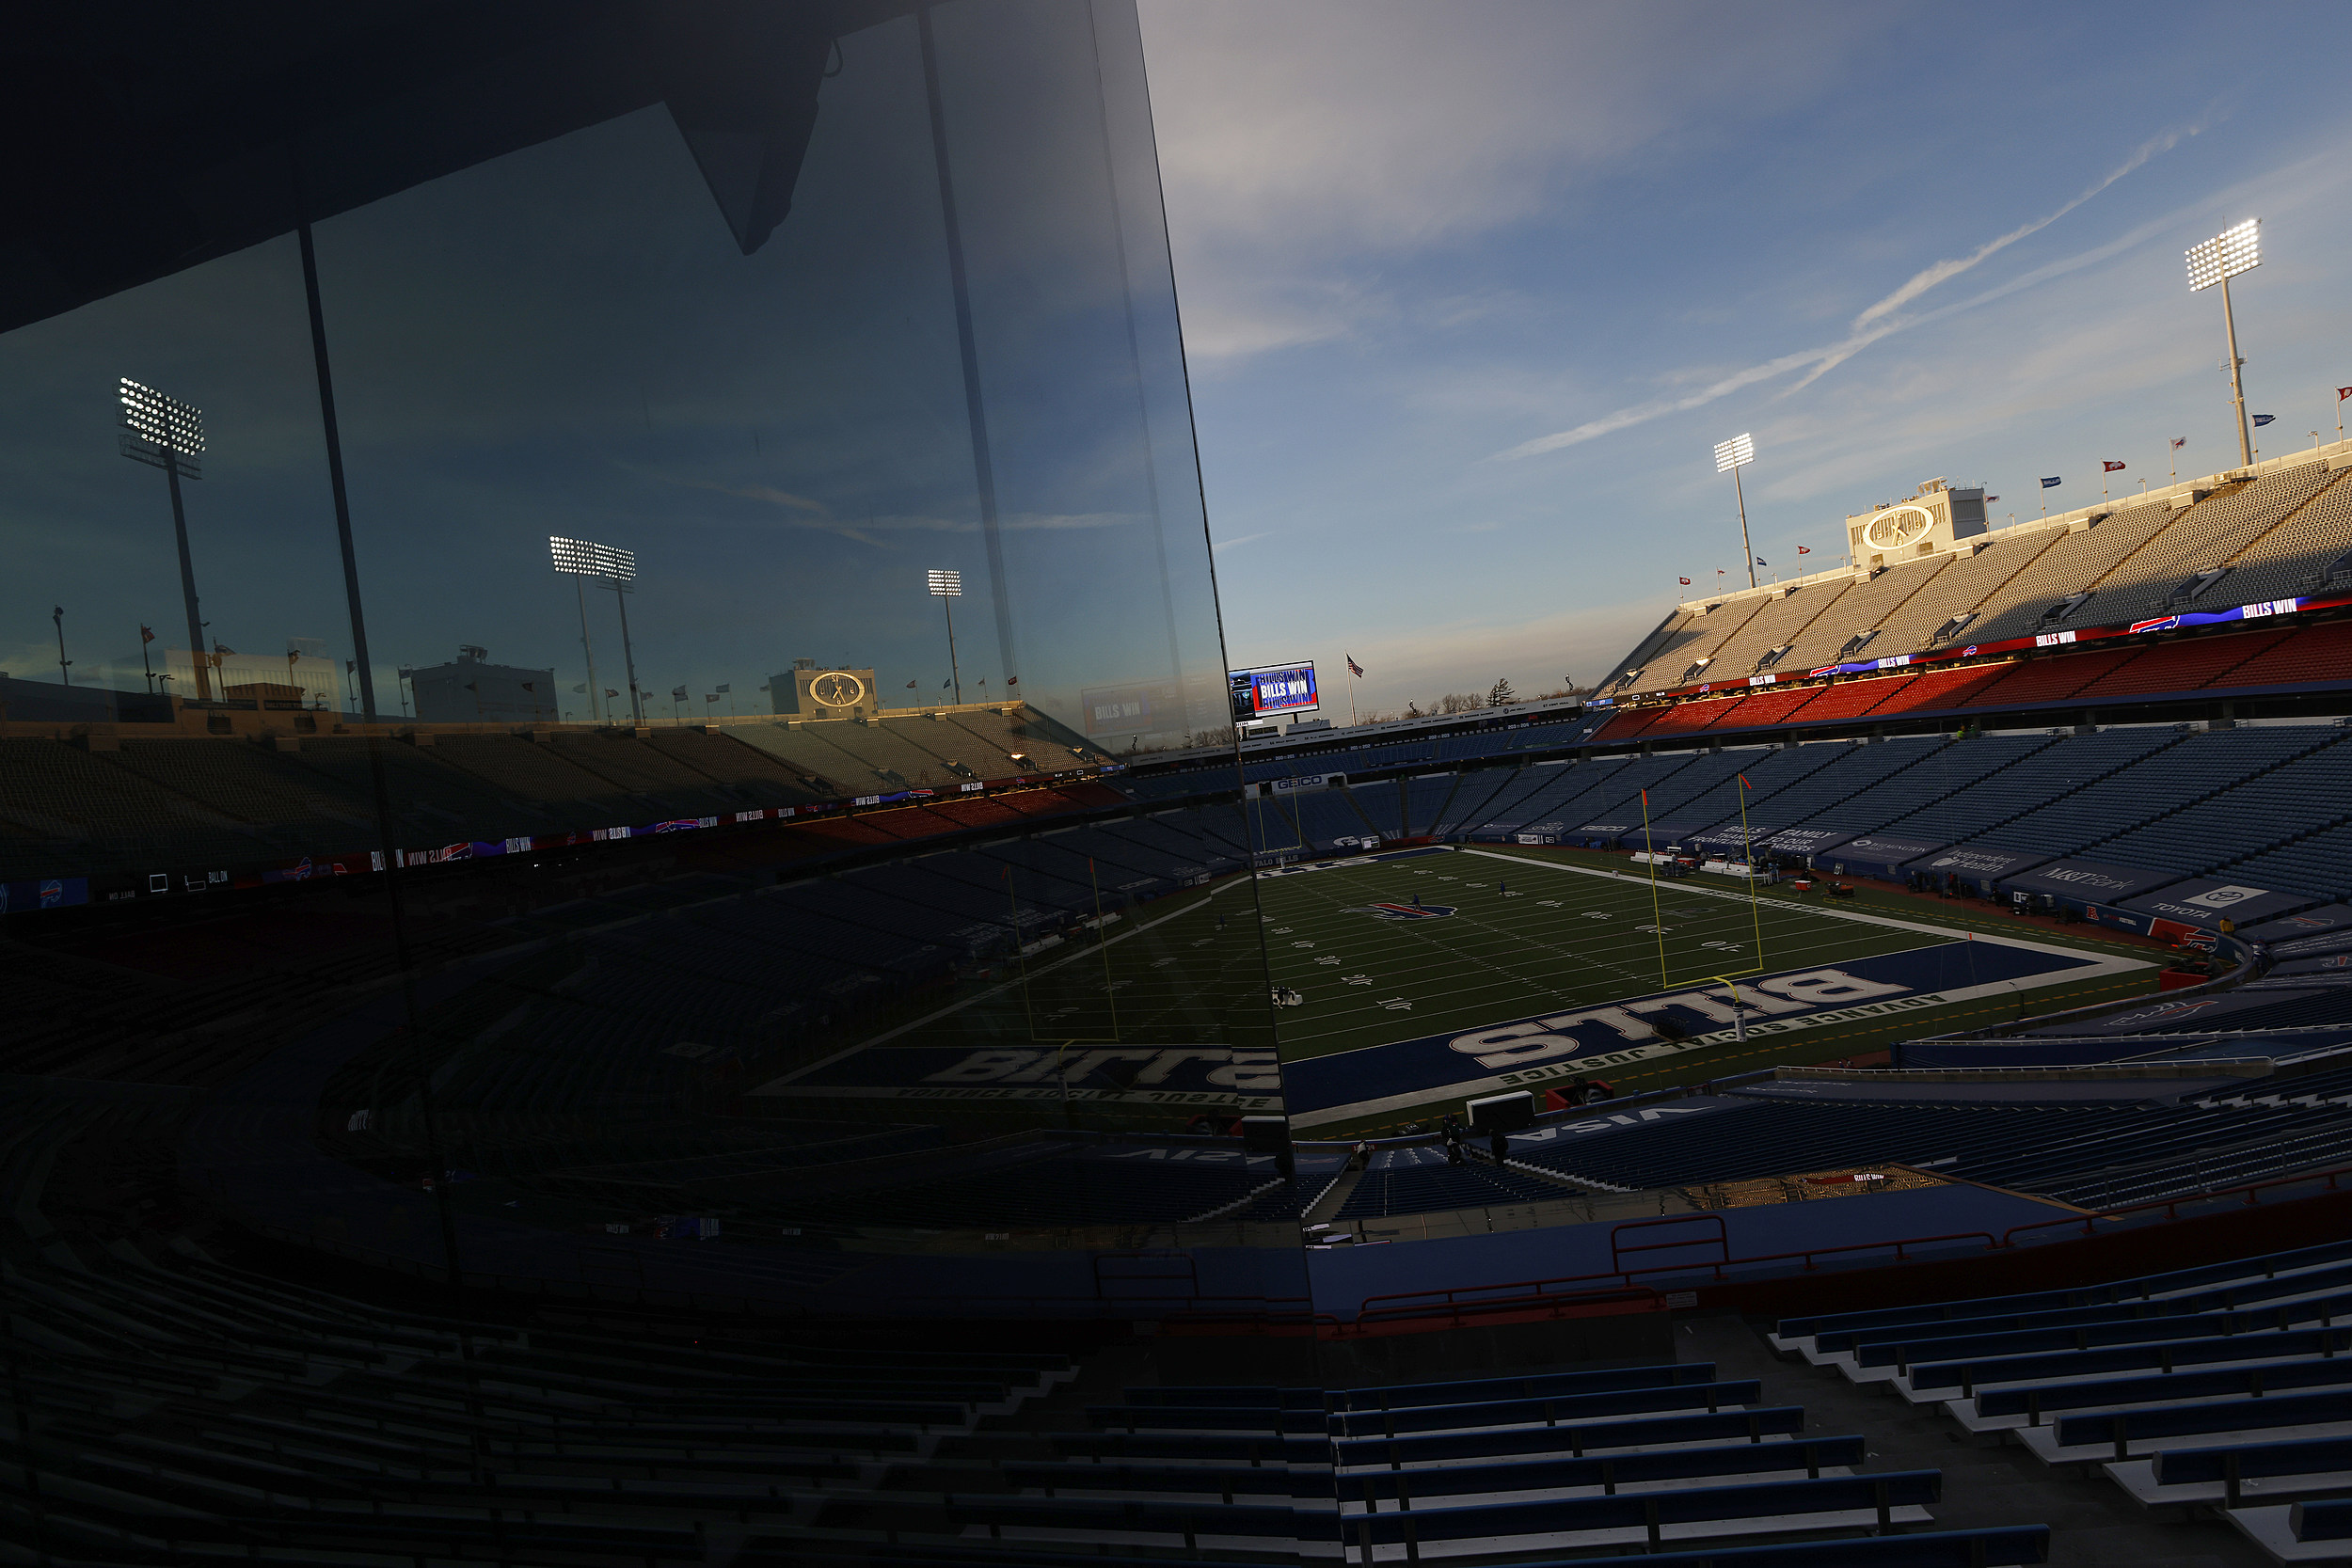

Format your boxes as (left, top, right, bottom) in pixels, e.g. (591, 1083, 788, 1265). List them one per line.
(1714, 433, 1758, 589)
(119, 378, 212, 699)
(2186, 219, 2261, 467)
(551, 535, 642, 725)
(928, 568, 963, 704)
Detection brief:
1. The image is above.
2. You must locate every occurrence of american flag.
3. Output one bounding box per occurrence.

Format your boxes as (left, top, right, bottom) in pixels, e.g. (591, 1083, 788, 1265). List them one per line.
(1346, 656, 1364, 677)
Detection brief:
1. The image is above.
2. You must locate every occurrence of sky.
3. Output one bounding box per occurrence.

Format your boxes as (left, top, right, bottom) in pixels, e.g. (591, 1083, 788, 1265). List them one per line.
(1138, 0, 2352, 719)
(8, 3, 2352, 747)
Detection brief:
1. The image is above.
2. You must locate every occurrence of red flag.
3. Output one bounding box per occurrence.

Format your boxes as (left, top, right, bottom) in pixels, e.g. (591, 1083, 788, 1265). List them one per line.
(2339, 387, 2352, 402)
(1678, 577, 1692, 585)
(1005, 675, 1018, 686)
(1797, 545, 1812, 555)
(2103, 460, 2126, 472)
(1739, 773, 1752, 788)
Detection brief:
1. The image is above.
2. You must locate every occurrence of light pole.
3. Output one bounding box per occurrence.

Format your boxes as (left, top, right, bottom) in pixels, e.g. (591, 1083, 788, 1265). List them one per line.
(2186, 219, 2261, 468)
(929, 568, 963, 704)
(119, 378, 211, 700)
(551, 535, 642, 726)
(1714, 433, 1758, 589)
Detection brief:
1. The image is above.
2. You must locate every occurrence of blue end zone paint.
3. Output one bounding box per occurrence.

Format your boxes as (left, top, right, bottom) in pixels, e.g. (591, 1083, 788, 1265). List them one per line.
(1282, 940, 2111, 1128)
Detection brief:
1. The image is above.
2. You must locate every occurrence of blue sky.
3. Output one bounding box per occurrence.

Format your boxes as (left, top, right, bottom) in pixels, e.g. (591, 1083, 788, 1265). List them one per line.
(1140, 0, 2352, 717)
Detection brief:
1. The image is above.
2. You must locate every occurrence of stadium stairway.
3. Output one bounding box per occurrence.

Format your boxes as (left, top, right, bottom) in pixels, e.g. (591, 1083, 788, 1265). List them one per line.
(818, 1354, 2065, 1567)
(1764, 1236, 2352, 1564)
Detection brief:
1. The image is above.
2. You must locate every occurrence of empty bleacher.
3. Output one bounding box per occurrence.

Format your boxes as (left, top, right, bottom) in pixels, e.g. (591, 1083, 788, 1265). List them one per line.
(1334, 1145, 1575, 1219)
(1771, 1234, 2352, 1564)
(1508, 1084, 2352, 1212)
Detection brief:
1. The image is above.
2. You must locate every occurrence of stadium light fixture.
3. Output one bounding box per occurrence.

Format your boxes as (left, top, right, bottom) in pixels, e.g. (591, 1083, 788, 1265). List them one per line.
(119, 378, 214, 700)
(2185, 219, 2261, 467)
(929, 568, 963, 704)
(551, 534, 644, 725)
(1713, 434, 1758, 590)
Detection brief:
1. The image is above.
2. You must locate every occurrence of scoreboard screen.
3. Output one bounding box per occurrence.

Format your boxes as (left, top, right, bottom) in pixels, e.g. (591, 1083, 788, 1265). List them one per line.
(1229, 661, 1318, 722)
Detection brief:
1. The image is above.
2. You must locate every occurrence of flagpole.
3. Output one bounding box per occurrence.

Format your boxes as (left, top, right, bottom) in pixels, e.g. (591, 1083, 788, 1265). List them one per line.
(1347, 659, 1359, 727)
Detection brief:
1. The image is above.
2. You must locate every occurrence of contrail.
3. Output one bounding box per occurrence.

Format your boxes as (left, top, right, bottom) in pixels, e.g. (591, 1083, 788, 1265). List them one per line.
(1490, 110, 2217, 462)
(1851, 117, 2214, 334)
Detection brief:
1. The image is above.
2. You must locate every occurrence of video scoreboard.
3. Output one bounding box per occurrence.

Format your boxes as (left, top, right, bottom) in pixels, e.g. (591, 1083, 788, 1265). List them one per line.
(1229, 660, 1318, 722)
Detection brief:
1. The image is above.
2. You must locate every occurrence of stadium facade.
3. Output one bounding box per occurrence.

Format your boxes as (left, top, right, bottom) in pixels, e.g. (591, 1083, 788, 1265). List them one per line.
(12, 6, 2352, 1563)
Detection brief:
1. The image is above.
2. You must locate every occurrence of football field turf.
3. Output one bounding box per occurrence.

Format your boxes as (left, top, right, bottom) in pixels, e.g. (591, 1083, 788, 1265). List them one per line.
(762, 845, 2160, 1132)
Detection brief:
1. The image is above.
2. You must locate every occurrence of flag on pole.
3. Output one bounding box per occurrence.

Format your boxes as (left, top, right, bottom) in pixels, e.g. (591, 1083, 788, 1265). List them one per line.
(1739, 773, 1752, 788)
(1005, 675, 1018, 686)
(943, 678, 952, 689)
(139, 625, 154, 643)
(2338, 387, 2352, 402)
(1756, 556, 1767, 565)
(2253, 414, 2276, 427)
(2170, 436, 2187, 450)
(715, 684, 729, 694)
(2103, 460, 2126, 472)
(1678, 577, 1692, 585)
(905, 679, 916, 689)
(1346, 656, 1364, 677)
(670, 685, 687, 700)
(1797, 545, 1811, 554)
(604, 688, 618, 698)
(2041, 476, 2061, 488)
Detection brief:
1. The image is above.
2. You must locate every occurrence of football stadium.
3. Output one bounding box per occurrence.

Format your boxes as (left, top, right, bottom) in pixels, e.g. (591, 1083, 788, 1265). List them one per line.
(9, 6, 2352, 1567)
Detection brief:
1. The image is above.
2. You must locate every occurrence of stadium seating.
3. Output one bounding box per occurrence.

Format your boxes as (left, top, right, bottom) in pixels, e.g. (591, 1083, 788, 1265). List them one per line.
(977, 1368, 1970, 1562)
(1334, 1146, 1577, 1219)
(1771, 1235, 2352, 1563)
(1507, 1084, 2352, 1212)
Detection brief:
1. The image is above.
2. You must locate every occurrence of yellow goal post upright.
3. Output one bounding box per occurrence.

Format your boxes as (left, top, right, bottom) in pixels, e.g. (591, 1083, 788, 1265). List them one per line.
(1642, 778, 1772, 997)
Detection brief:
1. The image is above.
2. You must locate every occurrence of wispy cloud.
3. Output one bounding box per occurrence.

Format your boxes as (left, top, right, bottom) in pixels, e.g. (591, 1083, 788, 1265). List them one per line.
(1212, 531, 1274, 553)
(1489, 114, 2216, 462)
(1849, 112, 2219, 333)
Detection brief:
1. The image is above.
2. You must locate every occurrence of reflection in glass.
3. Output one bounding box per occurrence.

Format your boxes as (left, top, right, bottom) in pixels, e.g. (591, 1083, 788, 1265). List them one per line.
(4, 14, 1335, 1549)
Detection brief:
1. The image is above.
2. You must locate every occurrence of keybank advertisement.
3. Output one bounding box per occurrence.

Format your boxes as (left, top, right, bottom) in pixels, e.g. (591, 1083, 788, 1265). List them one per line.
(1281, 938, 2140, 1130)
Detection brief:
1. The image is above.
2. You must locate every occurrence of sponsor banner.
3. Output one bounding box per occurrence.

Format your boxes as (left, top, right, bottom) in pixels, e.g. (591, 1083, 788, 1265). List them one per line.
(758, 1043, 1283, 1112)
(2002, 858, 2179, 903)
(2273, 954, 2352, 977)
(1585, 820, 1711, 850)
(1817, 834, 1947, 879)
(1760, 827, 1862, 858)
(2057, 984, 2344, 1037)
(1643, 589, 2348, 701)
(1281, 939, 2120, 1129)
(0, 876, 88, 913)
(1509, 1099, 1740, 1151)
(1272, 772, 1343, 794)
(2122, 878, 2318, 932)
(1908, 844, 2054, 890)
(2241, 905, 2352, 943)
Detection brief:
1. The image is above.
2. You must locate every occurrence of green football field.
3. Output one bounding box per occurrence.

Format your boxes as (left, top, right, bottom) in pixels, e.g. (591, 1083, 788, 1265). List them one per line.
(1238, 850, 1929, 1061)
(771, 845, 2163, 1132)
